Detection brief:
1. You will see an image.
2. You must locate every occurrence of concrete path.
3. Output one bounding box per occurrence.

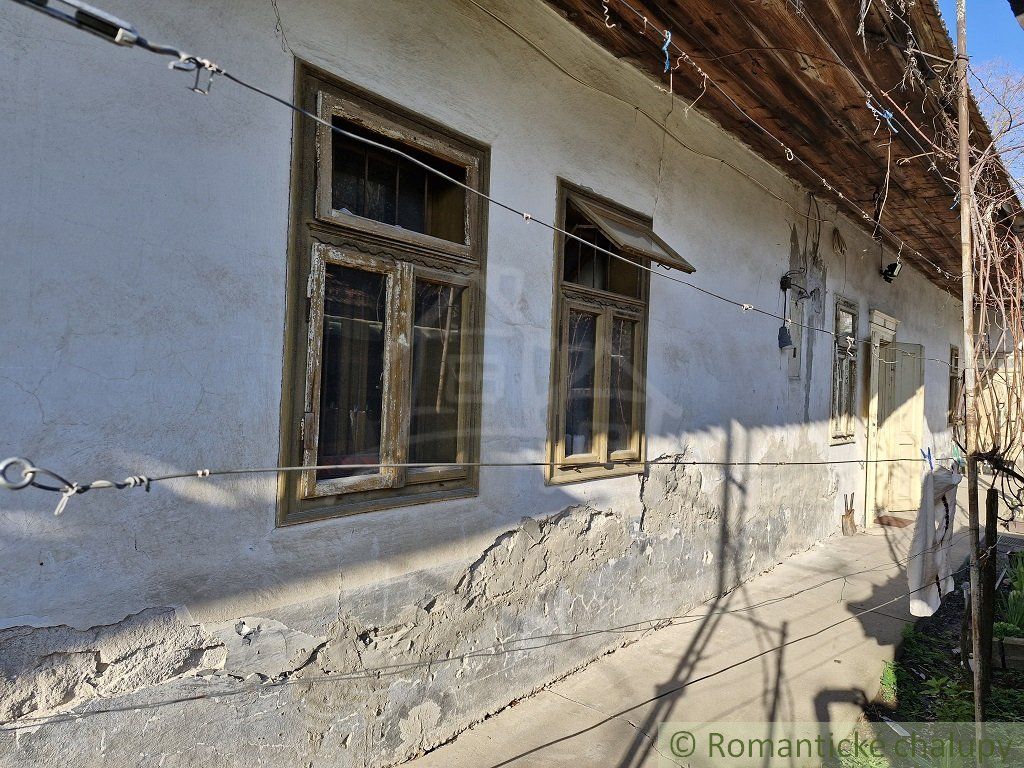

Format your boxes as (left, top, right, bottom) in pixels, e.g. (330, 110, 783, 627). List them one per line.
(403, 522, 972, 768)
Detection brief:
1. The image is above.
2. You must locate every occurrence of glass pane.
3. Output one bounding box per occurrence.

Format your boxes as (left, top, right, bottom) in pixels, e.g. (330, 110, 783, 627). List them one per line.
(317, 265, 387, 481)
(397, 163, 426, 233)
(331, 119, 365, 216)
(608, 318, 636, 453)
(427, 175, 467, 243)
(366, 152, 398, 225)
(565, 311, 598, 456)
(563, 232, 604, 290)
(410, 282, 464, 464)
(607, 254, 641, 298)
(832, 353, 843, 421)
(836, 308, 855, 337)
(330, 117, 467, 243)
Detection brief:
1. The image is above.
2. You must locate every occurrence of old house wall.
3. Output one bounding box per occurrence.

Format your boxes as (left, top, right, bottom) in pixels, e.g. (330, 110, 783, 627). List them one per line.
(0, 0, 963, 765)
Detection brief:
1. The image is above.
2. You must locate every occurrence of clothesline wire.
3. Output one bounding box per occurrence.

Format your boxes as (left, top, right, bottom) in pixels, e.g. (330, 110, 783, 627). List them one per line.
(457, 0, 964, 365)
(216, 68, 957, 369)
(7, 0, 962, 380)
(1, 454, 960, 517)
(11, 0, 962, 371)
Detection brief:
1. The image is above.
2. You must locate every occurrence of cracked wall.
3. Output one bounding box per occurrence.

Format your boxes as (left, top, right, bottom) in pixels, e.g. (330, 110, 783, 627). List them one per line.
(2, 453, 836, 767)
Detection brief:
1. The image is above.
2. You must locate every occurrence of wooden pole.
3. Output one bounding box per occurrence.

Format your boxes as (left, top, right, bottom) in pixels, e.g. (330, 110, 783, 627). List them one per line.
(956, 0, 986, 728)
(981, 487, 999, 700)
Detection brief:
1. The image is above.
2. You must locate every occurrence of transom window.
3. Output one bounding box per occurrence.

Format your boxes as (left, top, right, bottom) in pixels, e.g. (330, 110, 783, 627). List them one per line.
(547, 184, 693, 483)
(280, 65, 488, 523)
(831, 298, 859, 443)
(328, 118, 467, 243)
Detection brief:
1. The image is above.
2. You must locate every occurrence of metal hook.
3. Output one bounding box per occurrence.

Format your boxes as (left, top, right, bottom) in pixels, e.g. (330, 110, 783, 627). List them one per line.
(190, 66, 216, 95)
(170, 56, 218, 95)
(0, 457, 36, 491)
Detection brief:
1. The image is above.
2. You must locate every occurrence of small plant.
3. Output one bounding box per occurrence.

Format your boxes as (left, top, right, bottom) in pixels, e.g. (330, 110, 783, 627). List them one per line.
(1007, 556, 1024, 592)
(934, 688, 975, 722)
(1001, 590, 1024, 629)
(922, 676, 950, 697)
(994, 621, 1024, 639)
(880, 661, 899, 702)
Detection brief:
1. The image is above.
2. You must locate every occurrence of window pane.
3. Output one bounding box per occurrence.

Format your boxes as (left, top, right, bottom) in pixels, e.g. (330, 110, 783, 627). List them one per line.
(366, 152, 398, 225)
(837, 308, 855, 337)
(397, 163, 426, 233)
(330, 117, 467, 243)
(563, 227, 605, 290)
(608, 318, 636, 453)
(410, 281, 464, 463)
(427, 175, 467, 243)
(331, 135, 365, 217)
(317, 265, 387, 480)
(565, 311, 598, 456)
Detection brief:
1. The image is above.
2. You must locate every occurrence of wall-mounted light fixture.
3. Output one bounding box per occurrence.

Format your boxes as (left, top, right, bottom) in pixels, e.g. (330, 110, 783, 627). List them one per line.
(880, 259, 902, 283)
(779, 270, 803, 352)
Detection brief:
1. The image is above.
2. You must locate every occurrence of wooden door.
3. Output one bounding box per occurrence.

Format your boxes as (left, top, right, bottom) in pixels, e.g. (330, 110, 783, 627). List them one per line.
(876, 342, 925, 513)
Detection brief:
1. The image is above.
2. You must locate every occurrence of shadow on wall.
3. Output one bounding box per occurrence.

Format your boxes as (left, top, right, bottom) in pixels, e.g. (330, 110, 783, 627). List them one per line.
(0, 419, 844, 767)
(0, 228, 945, 766)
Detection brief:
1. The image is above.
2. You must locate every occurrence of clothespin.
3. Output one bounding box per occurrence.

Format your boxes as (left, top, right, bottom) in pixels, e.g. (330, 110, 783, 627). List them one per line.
(952, 444, 964, 471)
(866, 96, 900, 135)
(920, 447, 934, 471)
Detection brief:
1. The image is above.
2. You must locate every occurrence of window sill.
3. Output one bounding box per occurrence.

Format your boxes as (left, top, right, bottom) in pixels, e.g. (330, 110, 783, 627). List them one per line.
(545, 463, 645, 485)
(829, 436, 856, 447)
(278, 481, 477, 526)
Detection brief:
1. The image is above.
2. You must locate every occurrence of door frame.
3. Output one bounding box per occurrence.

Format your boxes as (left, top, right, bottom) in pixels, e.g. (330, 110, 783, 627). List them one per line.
(864, 309, 900, 527)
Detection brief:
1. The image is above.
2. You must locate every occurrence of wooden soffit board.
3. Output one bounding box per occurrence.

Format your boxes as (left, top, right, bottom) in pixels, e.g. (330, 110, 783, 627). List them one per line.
(543, 0, 994, 293)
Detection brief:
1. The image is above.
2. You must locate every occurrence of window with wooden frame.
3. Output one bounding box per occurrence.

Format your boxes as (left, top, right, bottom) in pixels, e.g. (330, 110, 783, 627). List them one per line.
(278, 64, 488, 524)
(948, 346, 961, 425)
(830, 298, 858, 443)
(547, 184, 693, 483)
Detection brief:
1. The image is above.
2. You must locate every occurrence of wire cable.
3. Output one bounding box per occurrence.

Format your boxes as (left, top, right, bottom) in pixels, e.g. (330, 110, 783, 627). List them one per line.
(603, 0, 960, 282)
(5, 1, 961, 369)
(1, 455, 959, 512)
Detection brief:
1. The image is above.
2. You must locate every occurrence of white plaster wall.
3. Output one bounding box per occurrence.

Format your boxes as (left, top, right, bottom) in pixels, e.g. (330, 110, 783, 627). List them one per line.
(0, 1, 963, 758)
(0, 0, 961, 627)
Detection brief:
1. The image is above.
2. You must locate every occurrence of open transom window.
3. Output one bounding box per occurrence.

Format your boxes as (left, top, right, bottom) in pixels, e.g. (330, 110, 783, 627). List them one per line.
(279, 65, 488, 523)
(547, 184, 692, 483)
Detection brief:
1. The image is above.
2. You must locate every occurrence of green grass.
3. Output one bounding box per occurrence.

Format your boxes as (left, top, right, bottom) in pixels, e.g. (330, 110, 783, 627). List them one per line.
(879, 627, 1024, 723)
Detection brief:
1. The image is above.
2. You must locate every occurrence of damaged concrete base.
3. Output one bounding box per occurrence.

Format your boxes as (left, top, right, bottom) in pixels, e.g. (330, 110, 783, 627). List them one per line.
(1, 458, 835, 767)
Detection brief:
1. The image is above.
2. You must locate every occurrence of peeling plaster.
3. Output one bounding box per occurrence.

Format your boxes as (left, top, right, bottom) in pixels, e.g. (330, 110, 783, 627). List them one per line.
(2, 457, 835, 766)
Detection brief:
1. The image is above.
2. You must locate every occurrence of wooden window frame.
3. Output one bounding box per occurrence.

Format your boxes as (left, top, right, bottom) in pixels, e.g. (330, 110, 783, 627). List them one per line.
(830, 297, 859, 444)
(948, 345, 961, 426)
(546, 183, 653, 484)
(278, 63, 489, 525)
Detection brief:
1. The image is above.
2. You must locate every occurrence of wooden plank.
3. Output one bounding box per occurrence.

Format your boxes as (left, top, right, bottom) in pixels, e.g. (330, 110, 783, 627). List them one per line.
(541, 0, 995, 292)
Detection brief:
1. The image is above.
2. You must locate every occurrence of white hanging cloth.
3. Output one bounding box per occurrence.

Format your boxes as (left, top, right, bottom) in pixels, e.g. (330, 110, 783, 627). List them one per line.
(907, 465, 962, 617)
